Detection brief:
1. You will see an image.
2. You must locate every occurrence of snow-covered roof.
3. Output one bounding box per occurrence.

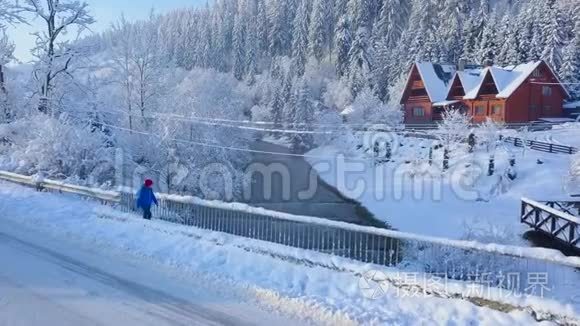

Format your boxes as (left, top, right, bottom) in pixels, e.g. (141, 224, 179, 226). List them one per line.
(412, 60, 568, 103)
(495, 61, 542, 98)
(564, 101, 580, 109)
(433, 100, 460, 107)
(458, 62, 542, 99)
(340, 106, 354, 116)
(415, 62, 456, 103)
(458, 70, 487, 100)
(457, 61, 567, 100)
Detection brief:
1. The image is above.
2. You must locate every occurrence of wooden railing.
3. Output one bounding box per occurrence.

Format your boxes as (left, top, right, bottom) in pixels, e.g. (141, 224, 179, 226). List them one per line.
(502, 137, 578, 154)
(521, 198, 580, 249)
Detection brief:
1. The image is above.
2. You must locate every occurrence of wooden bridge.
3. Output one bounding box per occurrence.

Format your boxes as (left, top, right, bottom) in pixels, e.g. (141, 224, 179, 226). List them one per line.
(521, 198, 580, 251)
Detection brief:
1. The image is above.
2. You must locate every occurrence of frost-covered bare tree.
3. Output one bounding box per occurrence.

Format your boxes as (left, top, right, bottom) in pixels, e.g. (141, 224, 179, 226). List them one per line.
(0, 0, 22, 122)
(437, 109, 471, 170)
(0, 0, 22, 26)
(0, 29, 14, 122)
(129, 15, 165, 128)
(109, 16, 135, 131)
(477, 117, 505, 153)
(20, 0, 95, 115)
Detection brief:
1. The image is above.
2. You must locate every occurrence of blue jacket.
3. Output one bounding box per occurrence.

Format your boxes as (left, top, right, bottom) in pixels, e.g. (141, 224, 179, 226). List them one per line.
(136, 186, 158, 209)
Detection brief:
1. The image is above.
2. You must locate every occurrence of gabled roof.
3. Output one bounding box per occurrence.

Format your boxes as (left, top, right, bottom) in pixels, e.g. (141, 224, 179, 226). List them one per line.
(414, 62, 456, 103)
(457, 69, 488, 100)
(403, 60, 569, 104)
(494, 61, 542, 98)
(441, 60, 569, 101)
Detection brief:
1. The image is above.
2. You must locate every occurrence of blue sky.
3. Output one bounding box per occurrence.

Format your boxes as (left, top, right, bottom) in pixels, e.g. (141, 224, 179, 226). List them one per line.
(9, 0, 207, 62)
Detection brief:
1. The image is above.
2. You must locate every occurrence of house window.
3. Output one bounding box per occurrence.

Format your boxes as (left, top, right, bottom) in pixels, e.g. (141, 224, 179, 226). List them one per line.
(475, 106, 486, 116)
(532, 69, 542, 78)
(491, 104, 503, 115)
(542, 86, 552, 97)
(413, 107, 425, 117)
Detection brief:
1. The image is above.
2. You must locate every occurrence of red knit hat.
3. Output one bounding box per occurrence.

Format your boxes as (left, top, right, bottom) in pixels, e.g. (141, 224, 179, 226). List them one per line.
(144, 179, 154, 187)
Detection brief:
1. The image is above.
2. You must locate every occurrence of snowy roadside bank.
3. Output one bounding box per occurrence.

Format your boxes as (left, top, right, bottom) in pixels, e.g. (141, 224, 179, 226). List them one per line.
(306, 135, 575, 243)
(0, 182, 577, 324)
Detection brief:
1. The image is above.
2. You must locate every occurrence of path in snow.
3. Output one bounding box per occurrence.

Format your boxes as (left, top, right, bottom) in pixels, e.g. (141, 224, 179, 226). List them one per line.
(0, 219, 296, 326)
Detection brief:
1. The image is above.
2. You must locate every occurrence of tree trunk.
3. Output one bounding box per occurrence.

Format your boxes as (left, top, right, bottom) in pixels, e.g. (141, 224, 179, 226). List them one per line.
(0, 65, 10, 122)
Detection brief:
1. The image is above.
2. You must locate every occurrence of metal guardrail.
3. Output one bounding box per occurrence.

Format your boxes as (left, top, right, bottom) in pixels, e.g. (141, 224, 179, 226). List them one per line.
(522, 198, 580, 248)
(115, 191, 580, 304)
(1, 171, 579, 303)
(502, 137, 578, 155)
(0, 171, 120, 202)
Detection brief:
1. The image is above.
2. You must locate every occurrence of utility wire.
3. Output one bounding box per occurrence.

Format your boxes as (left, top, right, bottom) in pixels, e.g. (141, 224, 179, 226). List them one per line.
(70, 110, 402, 135)
(67, 114, 373, 160)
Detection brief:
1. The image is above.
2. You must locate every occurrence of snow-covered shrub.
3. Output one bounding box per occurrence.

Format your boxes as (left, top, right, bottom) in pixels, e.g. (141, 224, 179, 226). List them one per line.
(386, 73, 408, 109)
(571, 153, 580, 179)
(477, 118, 505, 153)
(437, 109, 471, 170)
(0, 115, 114, 186)
(312, 105, 344, 146)
(567, 153, 580, 194)
(323, 79, 353, 113)
(344, 87, 403, 127)
(437, 109, 471, 148)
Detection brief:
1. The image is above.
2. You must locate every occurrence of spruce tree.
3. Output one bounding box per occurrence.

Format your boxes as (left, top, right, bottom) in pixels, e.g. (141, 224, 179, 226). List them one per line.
(334, 15, 352, 77)
(560, 20, 580, 99)
(348, 27, 373, 96)
(289, 78, 314, 151)
(292, 0, 310, 76)
(541, 0, 566, 71)
(232, 1, 246, 80)
(309, 0, 327, 62)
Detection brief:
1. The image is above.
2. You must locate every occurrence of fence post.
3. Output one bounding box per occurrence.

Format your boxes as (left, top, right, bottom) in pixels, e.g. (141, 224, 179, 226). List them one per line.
(549, 143, 554, 153)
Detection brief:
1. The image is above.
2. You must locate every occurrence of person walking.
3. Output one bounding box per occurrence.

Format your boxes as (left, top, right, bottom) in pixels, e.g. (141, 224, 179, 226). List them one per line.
(136, 179, 158, 220)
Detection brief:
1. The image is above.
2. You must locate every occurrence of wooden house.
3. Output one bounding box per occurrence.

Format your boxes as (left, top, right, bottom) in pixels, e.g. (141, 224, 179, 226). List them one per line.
(400, 60, 569, 124)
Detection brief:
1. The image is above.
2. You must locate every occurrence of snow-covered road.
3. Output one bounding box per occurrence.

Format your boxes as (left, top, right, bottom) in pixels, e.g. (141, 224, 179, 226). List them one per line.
(0, 220, 295, 326)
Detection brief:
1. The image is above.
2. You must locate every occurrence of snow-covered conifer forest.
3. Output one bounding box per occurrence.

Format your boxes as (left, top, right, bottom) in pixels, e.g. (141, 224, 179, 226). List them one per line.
(0, 0, 579, 198)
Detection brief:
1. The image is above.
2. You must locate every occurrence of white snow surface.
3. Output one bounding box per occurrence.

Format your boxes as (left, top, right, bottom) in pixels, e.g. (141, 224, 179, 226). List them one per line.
(564, 101, 580, 109)
(494, 61, 541, 98)
(520, 123, 580, 148)
(307, 133, 576, 242)
(0, 182, 568, 325)
(459, 70, 487, 100)
(415, 62, 455, 103)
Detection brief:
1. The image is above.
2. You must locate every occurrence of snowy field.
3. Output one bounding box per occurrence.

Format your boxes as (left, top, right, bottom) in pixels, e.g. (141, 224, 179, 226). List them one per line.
(0, 182, 573, 325)
(523, 123, 580, 148)
(307, 128, 578, 243)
